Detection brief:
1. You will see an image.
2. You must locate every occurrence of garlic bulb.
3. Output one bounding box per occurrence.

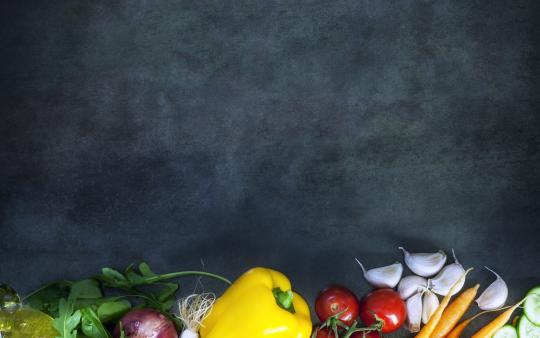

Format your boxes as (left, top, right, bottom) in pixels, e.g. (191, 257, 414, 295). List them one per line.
(398, 275, 428, 300)
(476, 267, 508, 310)
(406, 292, 423, 332)
(355, 259, 403, 288)
(429, 249, 466, 296)
(399, 247, 447, 277)
(422, 290, 440, 324)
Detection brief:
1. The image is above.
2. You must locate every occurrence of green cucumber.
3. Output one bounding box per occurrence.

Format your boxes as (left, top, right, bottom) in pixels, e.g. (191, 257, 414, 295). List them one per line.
(528, 287, 540, 296)
(525, 288, 540, 326)
(518, 315, 540, 338)
(492, 325, 517, 338)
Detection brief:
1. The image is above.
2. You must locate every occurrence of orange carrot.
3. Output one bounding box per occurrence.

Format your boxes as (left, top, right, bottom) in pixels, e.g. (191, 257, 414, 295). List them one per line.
(471, 298, 526, 338)
(447, 315, 478, 338)
(446, 306, 511, 338)
(415, 268, 473, 338)
(430, 283, 480, 338)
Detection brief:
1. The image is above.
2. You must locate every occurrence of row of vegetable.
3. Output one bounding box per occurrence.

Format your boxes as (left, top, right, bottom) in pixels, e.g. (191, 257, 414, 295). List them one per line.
(0, 247, 539, 338)
(312, 247, 540, 338)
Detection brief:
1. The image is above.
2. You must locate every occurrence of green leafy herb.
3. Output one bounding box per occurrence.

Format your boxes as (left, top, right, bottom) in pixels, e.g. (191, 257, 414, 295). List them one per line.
(80, 307, 111, 338)
(52, 298, 81, 338)
(138, 262, 156, 278)
(101, 268, 129, 288)
(70, 279, 102, 300)
(156, 282, 179, 302)
(24, 281, 70, 317)
(97, 262, 229, 312)
(73, 296, 120, 311)
(99, 262, 230, 289)
(23, 262, 230, 338)
(97, 300, 131, 323)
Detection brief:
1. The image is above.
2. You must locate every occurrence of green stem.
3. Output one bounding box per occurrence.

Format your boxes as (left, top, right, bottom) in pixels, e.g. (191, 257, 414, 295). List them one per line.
(341, 320, 383, 338)
(272, 288, 296, 313)
(22, 280, 72, 301)
(146, 271, 231, 285)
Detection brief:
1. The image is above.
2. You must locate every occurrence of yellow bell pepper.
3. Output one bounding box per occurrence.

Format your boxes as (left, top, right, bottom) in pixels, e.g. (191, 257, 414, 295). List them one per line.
(200, 267, 312, 338)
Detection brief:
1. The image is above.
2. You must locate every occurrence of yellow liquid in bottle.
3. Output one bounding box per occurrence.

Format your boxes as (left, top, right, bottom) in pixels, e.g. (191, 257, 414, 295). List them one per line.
(0, 308, 56, 338)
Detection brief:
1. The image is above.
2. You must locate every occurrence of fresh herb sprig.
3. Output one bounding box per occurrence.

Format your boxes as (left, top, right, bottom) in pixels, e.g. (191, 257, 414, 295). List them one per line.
(53, 298, 81, 338)
(22, 262, 230, 338)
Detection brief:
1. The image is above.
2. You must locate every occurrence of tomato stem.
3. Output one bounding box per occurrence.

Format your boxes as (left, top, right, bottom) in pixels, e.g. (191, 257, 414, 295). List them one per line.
(315, 311, 383, 338)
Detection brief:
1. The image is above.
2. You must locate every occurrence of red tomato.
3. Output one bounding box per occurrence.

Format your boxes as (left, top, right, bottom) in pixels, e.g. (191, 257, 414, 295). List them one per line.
(350, 331, 381, 338)
(359, 289, 406, 333)
(314, 328, 338, 338)
(315, 286, 360, 326)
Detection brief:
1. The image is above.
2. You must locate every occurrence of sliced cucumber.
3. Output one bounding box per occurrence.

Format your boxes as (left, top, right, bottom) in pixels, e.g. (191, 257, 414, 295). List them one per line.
(525, 292, 540, 326)
(492, 325, 517, 338)
(519, 315, 540, 338)
(527, 286, 540, 296)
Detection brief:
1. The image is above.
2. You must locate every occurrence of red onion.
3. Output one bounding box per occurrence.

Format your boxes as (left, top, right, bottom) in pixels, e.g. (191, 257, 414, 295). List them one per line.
(114, 309, 178, 338)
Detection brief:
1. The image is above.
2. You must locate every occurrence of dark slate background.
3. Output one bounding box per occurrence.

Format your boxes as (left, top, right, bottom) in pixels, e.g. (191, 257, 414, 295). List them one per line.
(1, 1, 539, 336)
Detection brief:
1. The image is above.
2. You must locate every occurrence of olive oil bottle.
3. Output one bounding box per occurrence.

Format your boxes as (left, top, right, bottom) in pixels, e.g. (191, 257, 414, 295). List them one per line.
(0, 284, 56, 338)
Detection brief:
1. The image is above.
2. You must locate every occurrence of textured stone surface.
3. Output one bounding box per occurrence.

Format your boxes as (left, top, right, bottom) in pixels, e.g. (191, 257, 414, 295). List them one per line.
(1, 1, 539, 336)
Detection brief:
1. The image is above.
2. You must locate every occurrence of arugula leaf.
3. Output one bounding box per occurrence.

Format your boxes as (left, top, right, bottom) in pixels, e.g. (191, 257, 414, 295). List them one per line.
(23, 262, 230, 338)
(52, 298, 81, 338)
(138, 262, 156, 278)
(73, 296, 124, 312)
(125, 271, 145, 285)
(101, 263, 155, 289)
(101, 268, 128, 288)
(123, 263, 134, 274)
(97, 300, 131, 323)
(25, 281, 70, 317)
(80, 307, 110, 338)
(160, 298, 177, 312)
(151, 282, 179, 312)
(70, 279, 102, 299)
(156, 282, 179, 302)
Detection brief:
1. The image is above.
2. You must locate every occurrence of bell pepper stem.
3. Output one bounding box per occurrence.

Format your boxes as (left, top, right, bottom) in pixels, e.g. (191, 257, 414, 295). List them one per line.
(273, 287, 296, 313)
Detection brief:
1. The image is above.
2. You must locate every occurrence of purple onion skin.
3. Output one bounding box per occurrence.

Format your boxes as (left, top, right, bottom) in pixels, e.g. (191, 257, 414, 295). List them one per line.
(114, 309, 178, 338)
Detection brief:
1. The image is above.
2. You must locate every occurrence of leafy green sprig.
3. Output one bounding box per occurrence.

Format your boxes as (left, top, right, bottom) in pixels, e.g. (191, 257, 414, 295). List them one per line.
(23, 262, 230, 338)
(311, 310, 383, 338)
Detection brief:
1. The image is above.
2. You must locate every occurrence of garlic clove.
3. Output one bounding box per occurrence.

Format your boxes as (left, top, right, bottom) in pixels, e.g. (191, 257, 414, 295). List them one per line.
(406, 292, 423, 332)
(475, 267, 508, 310)
(429, 249, 466, 296)
(398, 275, 428, 300)
(422, 290, 440, 324)
(355, 259, 403, 289)
(399, 247, 447, 277)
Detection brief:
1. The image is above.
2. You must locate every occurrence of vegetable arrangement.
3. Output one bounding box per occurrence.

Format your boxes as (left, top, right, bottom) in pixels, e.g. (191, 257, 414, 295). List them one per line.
(0, 248, 539, 338)
(311, 247, 539, 338)
(0, 263, 230, 338)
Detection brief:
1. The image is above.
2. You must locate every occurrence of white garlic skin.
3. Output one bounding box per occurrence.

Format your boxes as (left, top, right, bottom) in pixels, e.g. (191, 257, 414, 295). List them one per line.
(399, 247, 447, 277)
(422, 290, 440, 324)
(398, 275, 428, 300)
(181, 330, 199, 338)
(406, 292, 423, 332)
(429, 250, 466, 296)
(476, 267, 508, 310)
(356, 259, 403, 289)
(429, 263, 466, 296)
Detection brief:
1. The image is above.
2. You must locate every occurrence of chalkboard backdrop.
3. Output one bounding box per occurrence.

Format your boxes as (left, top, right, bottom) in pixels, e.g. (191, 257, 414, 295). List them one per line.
(1, 1, 539, 337)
